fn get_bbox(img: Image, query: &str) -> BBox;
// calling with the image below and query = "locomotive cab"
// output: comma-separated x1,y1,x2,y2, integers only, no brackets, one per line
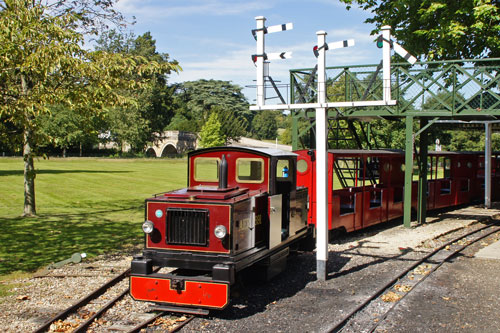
130,147,311,311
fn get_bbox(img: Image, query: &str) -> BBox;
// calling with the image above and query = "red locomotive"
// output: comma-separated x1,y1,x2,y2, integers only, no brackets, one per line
130,146,498,311
130,147,312,312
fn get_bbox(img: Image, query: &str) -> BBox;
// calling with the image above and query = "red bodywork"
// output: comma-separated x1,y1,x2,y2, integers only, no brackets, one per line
130,147,307,310
131,146,497,311
130,275,229,309
296,149,493,232
130,186,258,309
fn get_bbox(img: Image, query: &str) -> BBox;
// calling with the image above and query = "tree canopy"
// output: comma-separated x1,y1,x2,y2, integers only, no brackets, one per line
94,30,179,151
252,110,278,140
174,80,251,129
170,80,250,143
339,0,500,61
0,0,179,215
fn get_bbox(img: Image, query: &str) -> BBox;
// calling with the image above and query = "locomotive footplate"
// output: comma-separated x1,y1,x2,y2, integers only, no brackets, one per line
130,272,230,309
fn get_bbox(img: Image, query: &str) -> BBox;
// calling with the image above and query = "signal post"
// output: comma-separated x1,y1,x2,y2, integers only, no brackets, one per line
250,17,415,280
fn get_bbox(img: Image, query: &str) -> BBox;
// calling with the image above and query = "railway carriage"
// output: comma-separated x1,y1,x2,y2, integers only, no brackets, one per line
130,146,498,312
295,149,498,232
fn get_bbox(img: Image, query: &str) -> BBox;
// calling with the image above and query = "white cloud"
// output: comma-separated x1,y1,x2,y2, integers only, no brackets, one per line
170,32,381,102
326,28,378,43
308,0,369,13
116,0,275,20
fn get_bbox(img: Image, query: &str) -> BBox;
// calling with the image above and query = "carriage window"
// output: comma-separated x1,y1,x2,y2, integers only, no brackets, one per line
435,157,451,179
194,157,219,182
277,159,290,179
444,158,451,178
236,158,264,183
428,157,434,180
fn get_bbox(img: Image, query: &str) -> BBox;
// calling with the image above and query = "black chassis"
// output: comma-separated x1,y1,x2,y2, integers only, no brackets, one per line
131,226,312,285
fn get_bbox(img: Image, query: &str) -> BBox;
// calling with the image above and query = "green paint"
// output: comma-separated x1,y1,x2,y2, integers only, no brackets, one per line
404,116,414,228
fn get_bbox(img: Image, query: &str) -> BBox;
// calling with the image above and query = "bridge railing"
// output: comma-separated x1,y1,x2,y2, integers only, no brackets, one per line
290,58,500,118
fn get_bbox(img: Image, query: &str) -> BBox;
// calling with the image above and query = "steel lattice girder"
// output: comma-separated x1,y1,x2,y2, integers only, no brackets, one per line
290,58,500,119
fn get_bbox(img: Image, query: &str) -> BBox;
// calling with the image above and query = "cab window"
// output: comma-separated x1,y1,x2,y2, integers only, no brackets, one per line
277,159,290,179
236,158,264,183
194,157,219,182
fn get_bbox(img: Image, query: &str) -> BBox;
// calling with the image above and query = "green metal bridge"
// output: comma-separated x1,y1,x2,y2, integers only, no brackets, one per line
288,58,500,227
290,58,500,120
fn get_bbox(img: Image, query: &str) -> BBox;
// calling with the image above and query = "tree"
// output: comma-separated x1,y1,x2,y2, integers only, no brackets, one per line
165,108,198,132
211,105,248,144
0,0,180,216
280,115,313,148
174,80,251,131
199,113,225,148
95,30,179,151
251,110,278,140
105,104,150,152
38,105,101,157
339,0,500,61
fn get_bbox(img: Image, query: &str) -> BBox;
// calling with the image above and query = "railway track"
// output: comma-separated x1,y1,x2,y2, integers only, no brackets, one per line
327,221,500,333
33,268,195,333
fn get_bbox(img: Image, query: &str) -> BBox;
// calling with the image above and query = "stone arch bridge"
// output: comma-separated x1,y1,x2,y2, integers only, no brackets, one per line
145,131,198,157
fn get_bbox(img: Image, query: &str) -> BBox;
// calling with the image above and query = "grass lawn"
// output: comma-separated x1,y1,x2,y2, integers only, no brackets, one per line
0,157,187,276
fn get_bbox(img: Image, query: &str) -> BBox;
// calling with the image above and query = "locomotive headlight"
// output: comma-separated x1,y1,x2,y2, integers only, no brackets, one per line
214,225,227,239
142,220,154,234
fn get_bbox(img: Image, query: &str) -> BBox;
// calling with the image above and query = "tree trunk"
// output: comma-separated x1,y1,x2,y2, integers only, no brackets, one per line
63,146,67,158
79,142,82,157
23,126,36,216
21,73,36,216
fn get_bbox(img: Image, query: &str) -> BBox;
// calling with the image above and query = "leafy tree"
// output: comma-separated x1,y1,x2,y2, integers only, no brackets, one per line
211,105,248,144
280,115,313,148
0,110,23,155
165,109,198,133
105,105,150,151
445,130,482,151
174,80,251,131
95,30,179,151
199,113,225,148
0,0,179,216
339,0,500,61
369,119,407,149
251,110,278,140
38,105,101,157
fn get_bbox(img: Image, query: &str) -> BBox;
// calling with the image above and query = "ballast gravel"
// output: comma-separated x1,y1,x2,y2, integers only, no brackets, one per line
1,203,500,332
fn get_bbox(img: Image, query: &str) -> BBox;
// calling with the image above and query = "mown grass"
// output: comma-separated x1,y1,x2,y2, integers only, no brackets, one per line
0,157,187,276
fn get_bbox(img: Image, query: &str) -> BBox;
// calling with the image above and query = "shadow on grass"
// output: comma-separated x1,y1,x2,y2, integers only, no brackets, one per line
0,200,145,275
0,170,132,176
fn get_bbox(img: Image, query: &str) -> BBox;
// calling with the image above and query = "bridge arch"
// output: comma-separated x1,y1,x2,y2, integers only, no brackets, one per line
160,143,178,157
145,147,157,157
145,131,198,158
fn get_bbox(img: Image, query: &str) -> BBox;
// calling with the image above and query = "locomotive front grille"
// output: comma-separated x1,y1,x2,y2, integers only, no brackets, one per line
166,208,209,246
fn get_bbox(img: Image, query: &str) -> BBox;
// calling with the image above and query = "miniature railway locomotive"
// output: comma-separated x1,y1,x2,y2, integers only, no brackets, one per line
130,147,312,311
130,146,499,311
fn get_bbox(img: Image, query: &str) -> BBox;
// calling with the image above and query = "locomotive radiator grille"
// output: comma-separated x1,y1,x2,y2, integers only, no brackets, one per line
166,208,209,246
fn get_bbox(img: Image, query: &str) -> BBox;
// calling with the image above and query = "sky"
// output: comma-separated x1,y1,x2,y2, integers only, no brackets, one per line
114,0,382,103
